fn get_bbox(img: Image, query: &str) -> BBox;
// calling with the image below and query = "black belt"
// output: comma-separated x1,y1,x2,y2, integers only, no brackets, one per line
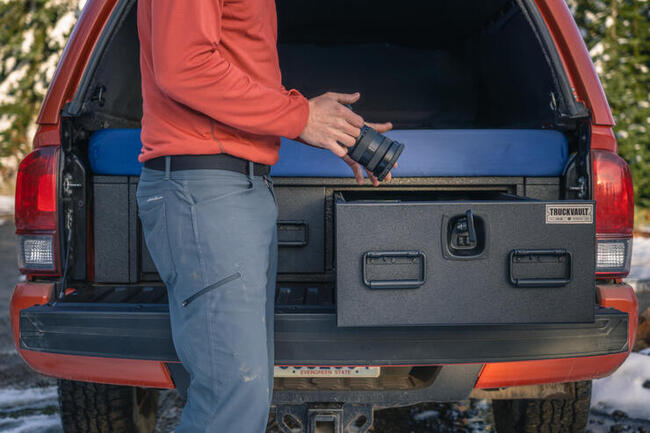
144,154,270,176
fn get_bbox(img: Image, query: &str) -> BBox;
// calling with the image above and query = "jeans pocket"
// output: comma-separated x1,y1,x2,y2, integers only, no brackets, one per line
181,272,242,307
137,195,177,287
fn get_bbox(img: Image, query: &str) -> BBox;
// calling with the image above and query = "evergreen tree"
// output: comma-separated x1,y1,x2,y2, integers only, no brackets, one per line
568,0,650,207
0,0,80,190
0,0,647,204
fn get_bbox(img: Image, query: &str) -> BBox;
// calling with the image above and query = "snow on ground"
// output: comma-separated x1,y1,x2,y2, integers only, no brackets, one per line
0,414,62,433
588,410,650,433
0,387,61,433
628,237,650,283
0,195,14,217
590,352,650,420
0,387,58,411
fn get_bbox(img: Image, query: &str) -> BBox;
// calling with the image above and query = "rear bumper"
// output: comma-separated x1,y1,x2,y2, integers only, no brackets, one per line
12,282,637,402
20,303,628,364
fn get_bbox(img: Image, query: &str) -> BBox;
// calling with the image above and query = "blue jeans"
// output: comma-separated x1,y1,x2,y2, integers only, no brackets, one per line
136,165,278,433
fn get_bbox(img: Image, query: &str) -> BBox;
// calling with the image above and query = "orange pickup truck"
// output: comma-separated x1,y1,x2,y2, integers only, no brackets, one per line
11,0,637,431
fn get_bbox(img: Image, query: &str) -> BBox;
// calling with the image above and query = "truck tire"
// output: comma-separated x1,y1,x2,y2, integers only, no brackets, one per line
491,381,591,433
58,380,158,433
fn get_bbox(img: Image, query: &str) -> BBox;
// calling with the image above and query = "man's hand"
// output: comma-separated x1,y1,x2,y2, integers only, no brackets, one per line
342,121,395,187
299,92,395,186
299,92,365,157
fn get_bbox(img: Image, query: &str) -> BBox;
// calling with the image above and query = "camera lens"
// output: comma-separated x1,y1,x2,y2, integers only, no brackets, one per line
348,126,404,181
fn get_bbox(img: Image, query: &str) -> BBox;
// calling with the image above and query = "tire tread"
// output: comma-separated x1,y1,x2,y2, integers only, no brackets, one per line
492,381,591,433
58,380,157,433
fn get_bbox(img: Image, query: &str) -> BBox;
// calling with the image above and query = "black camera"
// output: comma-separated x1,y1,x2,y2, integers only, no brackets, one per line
347,125,404,181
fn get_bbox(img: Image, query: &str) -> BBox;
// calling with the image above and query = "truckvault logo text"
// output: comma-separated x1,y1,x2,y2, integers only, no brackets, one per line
545,204,594,224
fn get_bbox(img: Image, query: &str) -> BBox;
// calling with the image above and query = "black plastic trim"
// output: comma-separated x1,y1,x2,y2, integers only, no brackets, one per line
518,0,586,120
20,304,628,364
64,0,135,117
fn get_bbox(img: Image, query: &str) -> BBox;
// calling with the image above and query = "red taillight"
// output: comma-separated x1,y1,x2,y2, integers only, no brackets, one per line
593,149,634,278
15,146,60,275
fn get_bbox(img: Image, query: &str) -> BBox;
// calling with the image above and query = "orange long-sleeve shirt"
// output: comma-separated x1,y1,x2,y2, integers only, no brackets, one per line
137,0,310,164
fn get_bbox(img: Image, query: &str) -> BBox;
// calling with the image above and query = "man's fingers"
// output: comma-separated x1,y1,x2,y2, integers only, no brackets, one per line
366,121,393,133
382,161,397,182
341,155,395,185
328,141,348,158
329,92,361,105
352,164,364,185
365,168,380,187
343,108,364,128
342,155,365,185
335,131,356,148
337,119,361,139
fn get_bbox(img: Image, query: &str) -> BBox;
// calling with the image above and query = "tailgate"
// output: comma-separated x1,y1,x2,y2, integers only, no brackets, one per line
335,192,595,327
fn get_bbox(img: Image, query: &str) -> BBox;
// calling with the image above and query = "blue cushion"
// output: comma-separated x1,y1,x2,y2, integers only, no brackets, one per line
89,129,144,176
88,128,568,177
275,129,568,177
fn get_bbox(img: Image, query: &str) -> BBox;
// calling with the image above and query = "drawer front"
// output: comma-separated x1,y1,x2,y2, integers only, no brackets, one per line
275,186,326,273
335,200,595,327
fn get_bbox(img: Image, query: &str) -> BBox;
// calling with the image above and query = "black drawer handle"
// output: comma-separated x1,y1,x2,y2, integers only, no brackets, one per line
362,251,426,289
509,249,572,288
277,221,308,247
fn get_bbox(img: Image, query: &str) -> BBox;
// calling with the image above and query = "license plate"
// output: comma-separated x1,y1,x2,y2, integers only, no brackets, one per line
274,366,381,378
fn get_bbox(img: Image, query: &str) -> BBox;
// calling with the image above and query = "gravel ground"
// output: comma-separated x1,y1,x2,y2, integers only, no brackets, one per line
1,214,649,433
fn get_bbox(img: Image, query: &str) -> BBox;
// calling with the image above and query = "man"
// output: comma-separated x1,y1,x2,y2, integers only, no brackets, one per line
136,0,392,431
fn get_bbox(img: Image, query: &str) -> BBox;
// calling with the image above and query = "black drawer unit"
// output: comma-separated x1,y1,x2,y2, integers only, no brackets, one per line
335,193,595,327
93,175,159,283
274,186,326,273
92,175,132,283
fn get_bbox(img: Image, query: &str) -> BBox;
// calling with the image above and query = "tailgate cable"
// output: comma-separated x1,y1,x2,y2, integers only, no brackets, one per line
57,208,74,300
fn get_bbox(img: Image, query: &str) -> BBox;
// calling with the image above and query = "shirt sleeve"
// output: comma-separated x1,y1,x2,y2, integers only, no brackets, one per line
149,0,309,139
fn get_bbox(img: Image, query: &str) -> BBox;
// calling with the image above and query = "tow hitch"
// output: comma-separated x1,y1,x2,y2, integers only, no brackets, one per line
275,403,373,433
